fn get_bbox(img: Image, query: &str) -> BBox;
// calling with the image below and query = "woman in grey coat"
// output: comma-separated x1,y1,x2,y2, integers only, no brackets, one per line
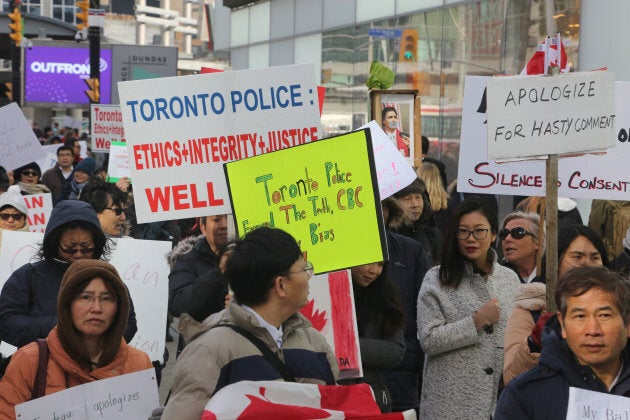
417,198,519,419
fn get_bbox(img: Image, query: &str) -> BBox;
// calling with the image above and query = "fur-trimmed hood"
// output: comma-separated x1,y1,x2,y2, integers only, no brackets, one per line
166,234,205,268
512,282,546,311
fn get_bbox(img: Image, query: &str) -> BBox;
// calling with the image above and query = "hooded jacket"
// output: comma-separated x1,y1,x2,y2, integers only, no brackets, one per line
0,201,137,348
0,260,152,419
163,302,338,420
495,316,630,419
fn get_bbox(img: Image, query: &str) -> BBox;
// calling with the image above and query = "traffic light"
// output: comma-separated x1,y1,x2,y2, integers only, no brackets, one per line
398,29,418,62
84,78,100,103
76,0,89,31
8,7,22,46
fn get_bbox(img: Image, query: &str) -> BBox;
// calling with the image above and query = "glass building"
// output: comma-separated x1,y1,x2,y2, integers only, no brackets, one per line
210,0,582,182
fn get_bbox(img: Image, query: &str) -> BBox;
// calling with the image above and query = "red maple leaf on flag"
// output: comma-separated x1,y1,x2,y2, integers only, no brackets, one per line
300,299,327,332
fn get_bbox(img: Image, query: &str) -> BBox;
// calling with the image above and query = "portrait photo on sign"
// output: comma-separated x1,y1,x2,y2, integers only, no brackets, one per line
370,90,420,167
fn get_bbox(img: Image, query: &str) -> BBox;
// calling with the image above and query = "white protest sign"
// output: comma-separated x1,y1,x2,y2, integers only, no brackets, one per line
0,233,170,361
91,104,126,152
24,193,53,233
36,143,64,173
300,270,362,380
118,63,322,223
357,121,417,199
107,141,131,182
458,77,630,200
486,71,616,159
566,387,630,419
16,368,159,420
0,103,45,170
62,115,83,130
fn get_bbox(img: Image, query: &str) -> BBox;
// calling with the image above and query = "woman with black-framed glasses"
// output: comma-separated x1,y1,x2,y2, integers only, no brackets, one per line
0,186,30,251
417,197,520,419
0,200,138,373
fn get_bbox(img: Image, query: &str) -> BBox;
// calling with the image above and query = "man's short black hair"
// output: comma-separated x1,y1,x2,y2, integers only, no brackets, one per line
56,145,74,156
226,227,302,307
79,177,127,214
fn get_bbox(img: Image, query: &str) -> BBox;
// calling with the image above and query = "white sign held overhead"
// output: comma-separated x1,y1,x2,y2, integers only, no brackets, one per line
486,71,616,159
459,76,630,200
91,104,126,152
118,64,322,223
0,103,45,170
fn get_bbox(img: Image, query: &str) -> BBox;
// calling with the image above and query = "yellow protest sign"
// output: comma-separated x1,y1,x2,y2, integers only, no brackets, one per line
225,129,386,273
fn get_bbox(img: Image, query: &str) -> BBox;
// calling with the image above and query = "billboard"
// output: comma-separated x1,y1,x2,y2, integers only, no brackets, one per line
24,45,112,106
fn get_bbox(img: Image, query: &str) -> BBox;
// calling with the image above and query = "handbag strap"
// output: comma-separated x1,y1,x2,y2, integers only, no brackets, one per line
216,324,296,382
32,339,49,400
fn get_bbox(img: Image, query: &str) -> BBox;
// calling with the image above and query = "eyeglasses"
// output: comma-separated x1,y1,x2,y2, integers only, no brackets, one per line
0,213,25,221
104,207,126,216
456,228,490,240
286,260,314,278
74,293,117,306
499,227,535,241
21,170,39,177
60,246,95,255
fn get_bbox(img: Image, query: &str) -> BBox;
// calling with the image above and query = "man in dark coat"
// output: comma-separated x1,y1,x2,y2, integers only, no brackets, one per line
495,266,630,419
167,214,229,322
41,145,74,203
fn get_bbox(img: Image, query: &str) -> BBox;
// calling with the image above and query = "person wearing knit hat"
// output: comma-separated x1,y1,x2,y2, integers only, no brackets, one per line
56,157,96,204
0,200,138,354
14,162,51,196
0,185,30,250
0,260,152,414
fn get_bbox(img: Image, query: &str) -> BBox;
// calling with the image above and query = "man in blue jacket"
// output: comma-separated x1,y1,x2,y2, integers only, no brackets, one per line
495,266,630,419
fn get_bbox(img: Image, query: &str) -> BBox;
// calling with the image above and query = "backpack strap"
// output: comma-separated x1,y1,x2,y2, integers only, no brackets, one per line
31,339,49,400
215,324,296,382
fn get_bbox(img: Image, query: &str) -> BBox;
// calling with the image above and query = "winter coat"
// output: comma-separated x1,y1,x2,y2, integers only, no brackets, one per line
0,329,151,419
417,250,520,419
167,235,227,321
163,302,339,420
41,165,71,203
503,282,546,384
383,230,429,412
0,202,137,348
495,317,630,419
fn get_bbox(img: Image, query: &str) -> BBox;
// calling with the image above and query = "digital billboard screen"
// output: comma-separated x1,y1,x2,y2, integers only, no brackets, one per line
24,45,112,105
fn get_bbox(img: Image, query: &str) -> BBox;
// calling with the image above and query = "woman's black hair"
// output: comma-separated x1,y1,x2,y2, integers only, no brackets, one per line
352,263,405,337
439,197,498,288
36,220,111,262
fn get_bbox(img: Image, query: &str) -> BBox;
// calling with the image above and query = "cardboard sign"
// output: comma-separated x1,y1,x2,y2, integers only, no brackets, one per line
358,121,416,199
0,103,45,170
566,387,630,419
0,233,170,362
118,63,322,223
486,71,616,159
91,104,126,152
24,193,53,233
16,368,158,420
299,270,362,380
107,141,131,182
225,129,387,274
458,77,630,200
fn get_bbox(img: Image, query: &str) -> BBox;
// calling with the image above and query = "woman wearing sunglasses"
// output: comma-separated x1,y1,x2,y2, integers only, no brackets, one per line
0,186,30,250
13,162,50,195
499,211,543,284
417,198,520,419
502,224,609,385
0,200,137,358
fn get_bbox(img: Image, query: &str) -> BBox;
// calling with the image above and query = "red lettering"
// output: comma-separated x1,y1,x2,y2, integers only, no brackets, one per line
134,145,144,170
94,138,111,150
190,183,207,208
172,185,190,210
206,182,224,206
145,187,171,212
24,195,43,209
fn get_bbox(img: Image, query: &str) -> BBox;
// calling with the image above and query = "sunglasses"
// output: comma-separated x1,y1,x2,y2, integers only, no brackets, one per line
21,170,39,177
0,213,26,221
499,227,535,241
104,207,126,216
60,247,95,255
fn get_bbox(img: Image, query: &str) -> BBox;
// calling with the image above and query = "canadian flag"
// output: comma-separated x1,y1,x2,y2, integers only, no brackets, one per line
520,33,569,75
201,381,417,420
